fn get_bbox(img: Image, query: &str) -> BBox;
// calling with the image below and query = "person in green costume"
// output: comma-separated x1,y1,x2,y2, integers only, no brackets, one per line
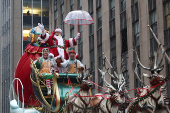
34,48,55,95
58,48,84,74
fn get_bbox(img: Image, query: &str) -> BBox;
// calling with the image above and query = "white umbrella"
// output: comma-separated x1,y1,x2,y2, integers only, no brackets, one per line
64,10,94,31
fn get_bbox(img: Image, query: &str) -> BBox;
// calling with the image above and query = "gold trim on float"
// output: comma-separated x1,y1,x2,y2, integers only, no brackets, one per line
51,72,61,112
30,59,60,112
44,95,53,99
30,74,38,87
25,50,42,53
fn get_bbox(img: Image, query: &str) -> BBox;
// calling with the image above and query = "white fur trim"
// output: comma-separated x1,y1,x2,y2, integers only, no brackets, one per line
69,38,74,47
44,33,49,41
55,28,62,33
49,53,54,58
54,35,65,61
41,30,45,36
54,57,57,61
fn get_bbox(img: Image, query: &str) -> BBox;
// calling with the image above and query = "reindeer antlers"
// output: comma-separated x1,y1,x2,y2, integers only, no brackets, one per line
103,53,118,79
132,46,166,73
99,54,128,92
132,48,151,71
98,68,117,91
132,62,145,86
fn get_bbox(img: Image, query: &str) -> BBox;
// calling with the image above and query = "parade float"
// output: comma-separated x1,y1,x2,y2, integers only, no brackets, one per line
12,9,170,113
14,26,45,106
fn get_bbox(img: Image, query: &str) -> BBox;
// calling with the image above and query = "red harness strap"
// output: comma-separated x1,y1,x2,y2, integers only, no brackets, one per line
150,94,161,107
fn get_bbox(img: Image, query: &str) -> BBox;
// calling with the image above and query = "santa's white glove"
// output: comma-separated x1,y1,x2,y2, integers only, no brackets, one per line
49,53,54,59
75,33,81,41
38,23,44,30
54,55,65,62
38,23,45,36
54,55,61,60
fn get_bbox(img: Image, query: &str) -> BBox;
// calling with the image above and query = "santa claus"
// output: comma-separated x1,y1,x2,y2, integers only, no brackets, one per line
38,23,80,62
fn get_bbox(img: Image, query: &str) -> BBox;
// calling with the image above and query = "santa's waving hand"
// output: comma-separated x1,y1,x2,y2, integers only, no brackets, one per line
38,23,80,61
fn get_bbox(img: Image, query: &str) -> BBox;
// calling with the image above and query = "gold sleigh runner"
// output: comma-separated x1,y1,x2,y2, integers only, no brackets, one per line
30,59,60,112
30,59,81,112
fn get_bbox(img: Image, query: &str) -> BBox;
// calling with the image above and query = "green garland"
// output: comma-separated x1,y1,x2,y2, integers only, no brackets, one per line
128,73,170,113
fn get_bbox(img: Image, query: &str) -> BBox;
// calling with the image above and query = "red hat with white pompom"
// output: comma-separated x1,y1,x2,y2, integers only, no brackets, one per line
51,28,62,37
54,28,62,33
69,50,76,54
76,54,79,59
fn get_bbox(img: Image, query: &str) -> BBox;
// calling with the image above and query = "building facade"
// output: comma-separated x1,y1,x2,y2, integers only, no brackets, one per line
0,0,49,112
0,0,22,112
49,0,170,97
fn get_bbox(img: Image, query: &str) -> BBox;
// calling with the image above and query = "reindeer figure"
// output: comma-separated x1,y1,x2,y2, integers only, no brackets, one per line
66,75,93,113
90,57,130,113
126,46,170,113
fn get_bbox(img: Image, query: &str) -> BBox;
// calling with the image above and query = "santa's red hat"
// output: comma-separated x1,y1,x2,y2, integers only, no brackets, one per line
76,54,79,59
51,28,62,37
54,28,62,33
69,50,76,54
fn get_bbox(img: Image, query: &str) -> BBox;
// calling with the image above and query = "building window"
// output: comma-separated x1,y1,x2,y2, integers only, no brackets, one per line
133,21,141,96
120,0,129,88
120,0,127,30
133,22,140,53
132,1,140,96
132,0,138,4
110,0,115,36
110,0,116,86
60,0,65,38
110,35,117,86
89,33,94,71
70,0,74,11
54,0,58,28
77,0,83,62
120,0,126,12
164,0,170,29
122,52,129,88
96,0,102,87
164,0,170,97
89,33,95,83
110,0,115,20
96,0,101,8
110,37,116,66
89,0,93,14
121,29,128,90
77,0,82,10
70,0,74,38
70,25,74,38
23,0,49,52
78,25,83,62
121,29,128,53
164,0,170,60
149,0,157,55
131,1,139,23
88,0,95,94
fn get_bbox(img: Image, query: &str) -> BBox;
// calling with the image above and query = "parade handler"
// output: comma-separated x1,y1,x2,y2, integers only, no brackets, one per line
58,49,84,74
38,23,80,62
34,48,55,95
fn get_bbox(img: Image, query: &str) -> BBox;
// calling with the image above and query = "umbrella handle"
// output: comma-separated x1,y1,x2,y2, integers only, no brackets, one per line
78,20,79,33
78,25,79,33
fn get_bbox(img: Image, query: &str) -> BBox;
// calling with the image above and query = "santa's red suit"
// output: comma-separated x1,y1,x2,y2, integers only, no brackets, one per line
39,23,80,61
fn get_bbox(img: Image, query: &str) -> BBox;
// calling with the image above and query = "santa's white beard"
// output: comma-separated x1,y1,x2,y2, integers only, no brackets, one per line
54,34,62,39
54,34,64,61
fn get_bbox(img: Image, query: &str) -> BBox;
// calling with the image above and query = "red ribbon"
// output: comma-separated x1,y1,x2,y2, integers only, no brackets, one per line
66,73,169,100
